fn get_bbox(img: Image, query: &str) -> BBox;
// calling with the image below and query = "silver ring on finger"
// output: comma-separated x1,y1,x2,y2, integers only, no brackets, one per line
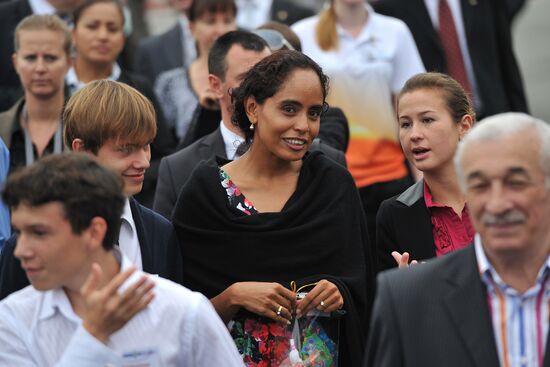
320,300,326,308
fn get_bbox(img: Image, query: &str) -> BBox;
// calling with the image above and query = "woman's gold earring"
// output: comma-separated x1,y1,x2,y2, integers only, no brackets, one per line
249,123,254,130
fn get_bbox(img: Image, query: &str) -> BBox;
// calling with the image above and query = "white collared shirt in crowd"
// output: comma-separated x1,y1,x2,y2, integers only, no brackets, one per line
220,120,245,160
119,199,142,271
475,235,550,367
423,0,481,109
66,63,122,96
0,248,244,367
28,0,55,15
235,0,272,30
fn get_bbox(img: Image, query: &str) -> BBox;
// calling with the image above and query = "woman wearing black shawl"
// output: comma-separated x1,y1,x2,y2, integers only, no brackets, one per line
172,50,373,366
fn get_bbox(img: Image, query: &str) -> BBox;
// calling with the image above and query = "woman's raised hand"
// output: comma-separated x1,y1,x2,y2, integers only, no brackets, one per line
295,279,343,318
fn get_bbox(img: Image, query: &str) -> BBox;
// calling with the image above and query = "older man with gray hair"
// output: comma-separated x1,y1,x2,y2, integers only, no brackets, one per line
366,113,550,367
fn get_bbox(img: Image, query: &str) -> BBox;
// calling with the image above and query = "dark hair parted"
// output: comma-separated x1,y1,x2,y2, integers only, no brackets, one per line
208,30,268,80
73,0,125,26
398,72,476,123
188,0,237,22
2,153,125,250
231,50,329,141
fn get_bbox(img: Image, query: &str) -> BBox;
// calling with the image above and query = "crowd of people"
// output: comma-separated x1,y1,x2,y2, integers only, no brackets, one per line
0,0,545,366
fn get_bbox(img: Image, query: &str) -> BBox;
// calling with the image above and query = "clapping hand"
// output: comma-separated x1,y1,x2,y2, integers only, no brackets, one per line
80,264,155,343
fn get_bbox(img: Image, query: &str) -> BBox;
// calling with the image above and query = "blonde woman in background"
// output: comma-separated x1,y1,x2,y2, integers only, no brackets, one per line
292,0,424,252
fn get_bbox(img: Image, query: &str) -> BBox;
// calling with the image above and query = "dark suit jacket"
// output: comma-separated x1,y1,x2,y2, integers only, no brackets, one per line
0,198,183,300
376,180,435,272
135,24,187,86
372,0,528,117
0,0,32,112
270,0,315,26
366,245,550,367
153,127,346,219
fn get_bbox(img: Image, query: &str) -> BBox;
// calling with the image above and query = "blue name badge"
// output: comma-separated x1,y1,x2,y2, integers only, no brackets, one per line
122,348,161,367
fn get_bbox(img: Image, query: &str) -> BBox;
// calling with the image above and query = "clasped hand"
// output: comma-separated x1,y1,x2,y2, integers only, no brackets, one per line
233,279,344,324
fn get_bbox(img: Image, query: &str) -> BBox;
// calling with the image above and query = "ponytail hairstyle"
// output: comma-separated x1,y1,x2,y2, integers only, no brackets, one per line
315,1,339,51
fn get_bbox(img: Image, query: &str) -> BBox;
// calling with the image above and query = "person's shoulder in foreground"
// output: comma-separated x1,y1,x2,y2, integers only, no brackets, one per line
0,272,244,366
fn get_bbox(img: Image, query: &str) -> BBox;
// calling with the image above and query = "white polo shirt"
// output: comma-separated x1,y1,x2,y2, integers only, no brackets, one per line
292,5,425,187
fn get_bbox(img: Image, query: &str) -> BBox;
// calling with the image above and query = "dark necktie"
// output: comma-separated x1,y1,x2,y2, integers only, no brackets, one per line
235,141,250,158
438,0,472,94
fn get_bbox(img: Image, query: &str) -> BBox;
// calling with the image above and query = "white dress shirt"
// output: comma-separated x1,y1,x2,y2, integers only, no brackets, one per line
28,0,55,14
235,0,272,30
424,0,481,108
119,199,142,271
220,120,245,160
0,249,244,367
66,63,122,96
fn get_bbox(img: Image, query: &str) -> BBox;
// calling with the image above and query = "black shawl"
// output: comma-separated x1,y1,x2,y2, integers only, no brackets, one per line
172,151,374,366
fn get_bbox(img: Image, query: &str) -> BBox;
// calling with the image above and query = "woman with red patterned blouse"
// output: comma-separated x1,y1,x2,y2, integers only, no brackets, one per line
376,72,476,271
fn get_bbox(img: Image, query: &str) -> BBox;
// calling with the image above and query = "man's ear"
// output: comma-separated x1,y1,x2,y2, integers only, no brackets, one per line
245,96,258,124
71,138,86,152
85,216,108,251
208,74,224,99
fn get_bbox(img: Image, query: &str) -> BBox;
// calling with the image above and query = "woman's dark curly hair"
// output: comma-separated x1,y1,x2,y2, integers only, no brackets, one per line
231,50,329,142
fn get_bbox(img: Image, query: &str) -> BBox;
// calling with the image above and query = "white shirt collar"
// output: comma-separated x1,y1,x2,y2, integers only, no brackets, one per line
120,199,135,235
219,120,245,160
66,63,122,95
475,234,550,288
37,247,137,324
335,3,377,45
235,0,273,30
28,0,56,14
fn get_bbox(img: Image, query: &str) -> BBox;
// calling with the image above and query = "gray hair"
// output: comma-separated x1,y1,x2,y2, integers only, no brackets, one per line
454,112,550,191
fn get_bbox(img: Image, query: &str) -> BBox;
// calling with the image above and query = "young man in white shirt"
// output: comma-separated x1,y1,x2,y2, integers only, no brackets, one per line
0,152,243,366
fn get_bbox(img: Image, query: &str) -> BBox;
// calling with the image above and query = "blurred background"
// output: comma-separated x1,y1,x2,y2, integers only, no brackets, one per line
142,0,549,121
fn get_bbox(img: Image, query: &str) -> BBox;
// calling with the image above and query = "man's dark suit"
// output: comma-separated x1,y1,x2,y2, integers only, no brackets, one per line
366,245,550,367
376,180,436,272
0,0,32,112
0,198,184,300
135,24,189,86
269,0,315,26
372,0,528,117
153,127,346,219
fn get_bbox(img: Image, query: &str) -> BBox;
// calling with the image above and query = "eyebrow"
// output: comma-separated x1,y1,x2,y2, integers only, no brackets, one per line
279,99,323,109
466,166,531,182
